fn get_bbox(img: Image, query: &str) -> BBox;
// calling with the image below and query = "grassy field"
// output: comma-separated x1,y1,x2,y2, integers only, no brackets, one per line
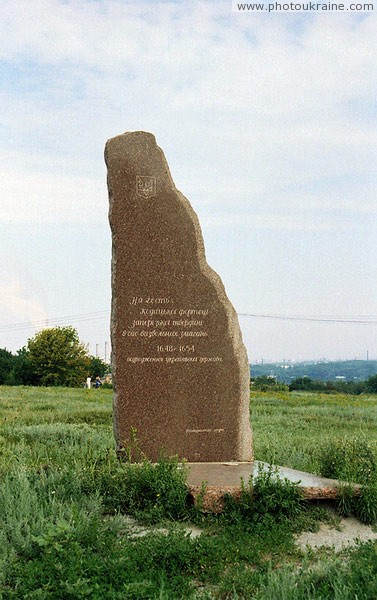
251,390,377,474
0,386,376,598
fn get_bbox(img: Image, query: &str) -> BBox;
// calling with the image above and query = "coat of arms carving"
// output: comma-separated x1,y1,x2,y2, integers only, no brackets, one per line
136,175,157,199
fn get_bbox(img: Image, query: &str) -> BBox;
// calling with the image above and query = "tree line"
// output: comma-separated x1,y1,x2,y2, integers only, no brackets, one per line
0,326,110,387
252,375,377,394
251,360,377,383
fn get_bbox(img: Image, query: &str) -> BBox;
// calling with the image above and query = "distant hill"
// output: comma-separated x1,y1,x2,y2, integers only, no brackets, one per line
250,360,377,383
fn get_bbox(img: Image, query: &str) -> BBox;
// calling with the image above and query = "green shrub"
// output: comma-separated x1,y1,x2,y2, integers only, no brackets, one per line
318,436,377,484
252,376,289,392
336,482,355,517
319,437,377,524
289,377,327,392
223,464,304,525
255,540,377,599
101,382,113,389
354,482,377,525
335,478,377,525
96,454,189,523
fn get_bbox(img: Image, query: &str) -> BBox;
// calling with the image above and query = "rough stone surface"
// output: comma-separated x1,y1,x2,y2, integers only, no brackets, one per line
105,131,252,462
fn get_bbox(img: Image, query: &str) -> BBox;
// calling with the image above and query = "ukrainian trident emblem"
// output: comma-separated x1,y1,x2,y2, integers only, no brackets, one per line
136,175,157,199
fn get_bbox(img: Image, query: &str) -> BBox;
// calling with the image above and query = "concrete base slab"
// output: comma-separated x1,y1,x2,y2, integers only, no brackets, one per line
187,461,358,513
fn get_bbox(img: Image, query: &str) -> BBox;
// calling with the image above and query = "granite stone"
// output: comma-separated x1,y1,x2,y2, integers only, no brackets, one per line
105,131,252,462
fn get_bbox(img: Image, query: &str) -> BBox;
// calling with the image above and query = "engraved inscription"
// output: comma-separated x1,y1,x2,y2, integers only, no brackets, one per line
136,175,157,199
121,295,223,365
186,428,225,434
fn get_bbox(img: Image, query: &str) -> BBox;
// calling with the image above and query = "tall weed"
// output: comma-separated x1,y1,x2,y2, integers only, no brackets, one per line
354,482,377,525
318,436,377,524
254,541,377,599
223,464,304,526
96,454,189,523
318,436,377,484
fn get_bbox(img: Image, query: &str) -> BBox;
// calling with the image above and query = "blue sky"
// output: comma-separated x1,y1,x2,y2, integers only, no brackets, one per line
1,0,376,362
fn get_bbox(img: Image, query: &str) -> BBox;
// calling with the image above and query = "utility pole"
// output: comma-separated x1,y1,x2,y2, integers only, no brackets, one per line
96,343,99,358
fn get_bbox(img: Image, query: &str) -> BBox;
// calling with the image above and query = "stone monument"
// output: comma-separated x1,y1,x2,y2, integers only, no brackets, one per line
105,131,252,462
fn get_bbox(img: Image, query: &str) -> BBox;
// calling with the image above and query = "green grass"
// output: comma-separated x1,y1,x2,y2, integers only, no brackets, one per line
0,386,376,598
251,390,377,474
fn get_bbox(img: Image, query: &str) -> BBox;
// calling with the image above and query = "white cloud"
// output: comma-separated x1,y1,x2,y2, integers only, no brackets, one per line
0,165,106,224
0,5,375,209
201,209,351,231
0,10,375,228
0,277,47,337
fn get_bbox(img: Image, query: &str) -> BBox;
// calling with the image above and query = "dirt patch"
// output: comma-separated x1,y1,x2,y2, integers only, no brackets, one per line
296,515,377,551
117,515,202,539
115,512,377,552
